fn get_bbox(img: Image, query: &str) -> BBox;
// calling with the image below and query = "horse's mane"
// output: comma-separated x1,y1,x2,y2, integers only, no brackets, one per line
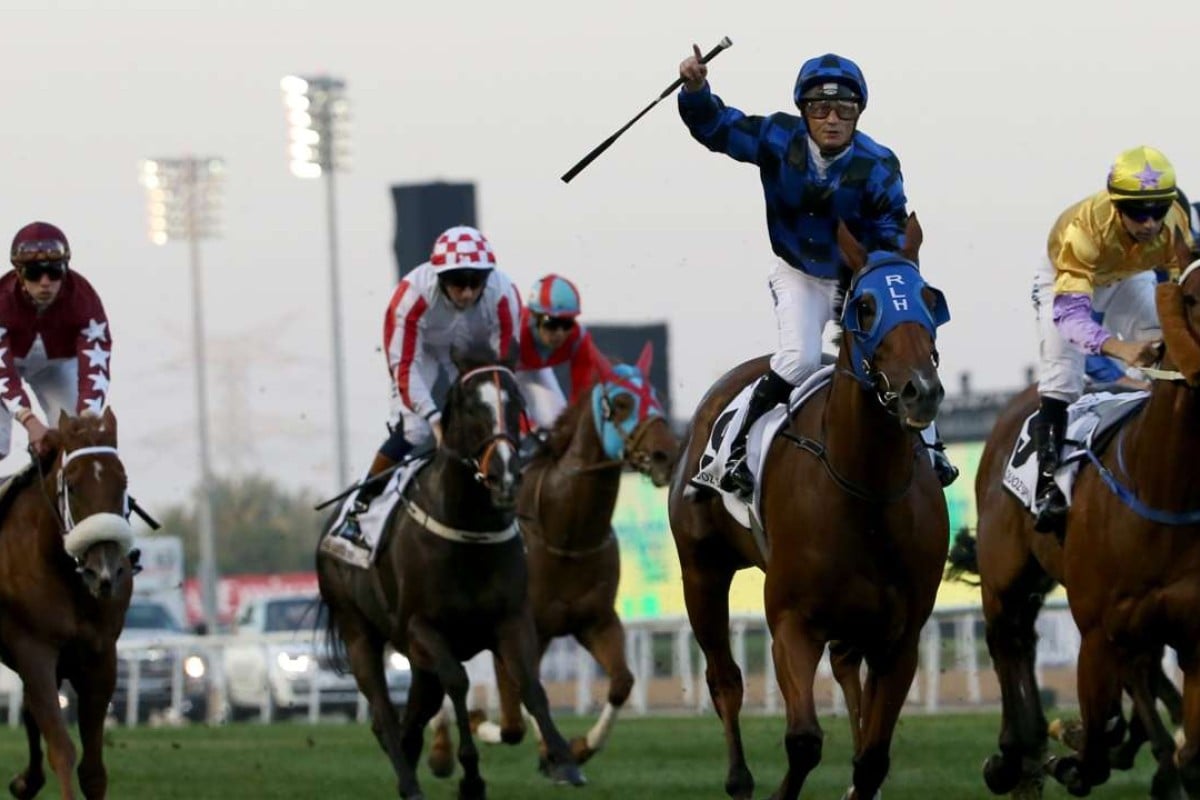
529,381,599,466
0,462,43,526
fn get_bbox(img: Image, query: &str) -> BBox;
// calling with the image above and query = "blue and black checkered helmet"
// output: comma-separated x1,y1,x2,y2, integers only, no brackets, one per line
793,54,868,111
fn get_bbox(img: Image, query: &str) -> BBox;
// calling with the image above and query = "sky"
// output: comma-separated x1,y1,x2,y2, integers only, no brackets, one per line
0,0,1196,511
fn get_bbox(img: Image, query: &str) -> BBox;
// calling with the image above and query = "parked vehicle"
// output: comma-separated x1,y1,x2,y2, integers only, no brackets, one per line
112,599,209,723
223,594,411,720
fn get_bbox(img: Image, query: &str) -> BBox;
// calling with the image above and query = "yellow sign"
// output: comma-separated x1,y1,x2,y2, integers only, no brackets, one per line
611,441,988,621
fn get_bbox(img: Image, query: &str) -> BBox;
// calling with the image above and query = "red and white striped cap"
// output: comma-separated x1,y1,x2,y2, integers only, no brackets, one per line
430,226,496,273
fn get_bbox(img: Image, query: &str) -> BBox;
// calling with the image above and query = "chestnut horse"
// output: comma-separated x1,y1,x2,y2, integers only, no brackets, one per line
953,251,1200,799
669,215,951,800
431,344,680,772
317,350,583,800
0,409,136,800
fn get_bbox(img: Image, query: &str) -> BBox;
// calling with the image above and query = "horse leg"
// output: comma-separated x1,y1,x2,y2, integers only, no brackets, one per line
980,580,1049,795
489,649,529,746
1046,628,1120,795
829,641,865,755
399,670,451,779
9,643,75,799
565,611,634,765
407,617,489,800
847,636,922,800
681,557,753,799
9,701,45,800
1172,651,1200,797
339,617,423,799
1122,658,1187,800
766,609,826,800
492,612,585,788
72,649,117,799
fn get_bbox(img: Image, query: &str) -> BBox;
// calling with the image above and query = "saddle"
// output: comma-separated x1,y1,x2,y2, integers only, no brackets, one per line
1001,390,1148,515
319,458,427,569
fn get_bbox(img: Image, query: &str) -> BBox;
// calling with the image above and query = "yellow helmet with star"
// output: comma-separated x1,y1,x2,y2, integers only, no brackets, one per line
1106,145,1177,202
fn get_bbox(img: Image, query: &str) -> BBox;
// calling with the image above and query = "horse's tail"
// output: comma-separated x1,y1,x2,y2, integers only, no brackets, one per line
944,526,981,586
317,595,352,676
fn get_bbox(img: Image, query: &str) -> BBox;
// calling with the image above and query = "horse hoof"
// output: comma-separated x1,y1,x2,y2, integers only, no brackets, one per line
549,762,587,787
9,772,44,800
982,753,1022,795
428,747,455,779
1046,755,1090,797
568,736,597,765
457,776,486,800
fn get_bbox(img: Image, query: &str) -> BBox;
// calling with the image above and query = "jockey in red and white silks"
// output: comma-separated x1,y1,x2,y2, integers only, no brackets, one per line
0,222,111,458
333,226,521,544
384,248,521,451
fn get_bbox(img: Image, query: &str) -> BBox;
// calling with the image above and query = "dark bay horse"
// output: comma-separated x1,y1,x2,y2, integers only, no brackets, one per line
317,350,584,800
0,409,136,799
432,344,680,771
952,252,1200,799
669,215,951,800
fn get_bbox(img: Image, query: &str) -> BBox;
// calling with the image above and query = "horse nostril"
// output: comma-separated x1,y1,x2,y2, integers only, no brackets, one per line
900,381,920,404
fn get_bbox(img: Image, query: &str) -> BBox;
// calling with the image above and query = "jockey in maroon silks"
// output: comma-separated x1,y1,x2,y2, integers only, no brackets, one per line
0,222,112,458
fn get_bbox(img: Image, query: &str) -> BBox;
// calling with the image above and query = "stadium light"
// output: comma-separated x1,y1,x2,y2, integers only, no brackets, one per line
137,156,223,637
280,74,351,490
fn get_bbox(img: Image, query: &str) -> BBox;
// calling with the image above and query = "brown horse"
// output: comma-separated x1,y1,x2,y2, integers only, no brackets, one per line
318,349,584,800
431,344,680,771
0,409,136,799
669,215,951,800
952,252,1200,799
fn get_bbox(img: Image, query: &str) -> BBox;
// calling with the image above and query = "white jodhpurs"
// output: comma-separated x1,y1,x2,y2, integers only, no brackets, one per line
0,351,79,459
516,368,568,430
1033,260,1159,403
767,260,840,386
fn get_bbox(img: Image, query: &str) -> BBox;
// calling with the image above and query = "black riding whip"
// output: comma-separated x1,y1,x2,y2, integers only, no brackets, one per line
560,36,733,183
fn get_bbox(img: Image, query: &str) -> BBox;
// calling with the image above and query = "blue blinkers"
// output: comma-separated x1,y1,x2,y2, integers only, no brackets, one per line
841,253,950,384
590,364,665,461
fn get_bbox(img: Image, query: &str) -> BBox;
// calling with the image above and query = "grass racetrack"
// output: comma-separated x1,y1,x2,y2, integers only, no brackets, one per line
0,712,1161,798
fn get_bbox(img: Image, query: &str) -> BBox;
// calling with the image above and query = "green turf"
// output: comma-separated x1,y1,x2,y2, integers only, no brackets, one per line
0,712,1163,798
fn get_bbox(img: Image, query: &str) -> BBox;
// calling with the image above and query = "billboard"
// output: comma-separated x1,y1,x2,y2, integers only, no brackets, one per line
611,441,989,621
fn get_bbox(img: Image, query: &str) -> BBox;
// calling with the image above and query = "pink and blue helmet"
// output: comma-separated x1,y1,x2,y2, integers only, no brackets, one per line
527,274,581,318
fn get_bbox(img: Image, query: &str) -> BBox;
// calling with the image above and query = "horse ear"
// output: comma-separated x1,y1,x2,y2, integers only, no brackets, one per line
102,406,117,438
900,212,923,264
56,409,71,431
635,342,654,376
589,340,616,382
37,430,62,470
837,221,868,273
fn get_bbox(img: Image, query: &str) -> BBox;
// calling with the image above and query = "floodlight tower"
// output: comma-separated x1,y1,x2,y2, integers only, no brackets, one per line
280,74,352,490
138,157,224,634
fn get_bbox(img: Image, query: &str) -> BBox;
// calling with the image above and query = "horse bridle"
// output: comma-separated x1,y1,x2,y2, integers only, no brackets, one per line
443,365,523,488
32,444,128,536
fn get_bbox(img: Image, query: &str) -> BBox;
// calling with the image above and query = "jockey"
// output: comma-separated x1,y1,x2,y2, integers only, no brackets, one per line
0,222,111,457
677,48,958,496
515,273,599,432
334,225,522,545
1031,146,1194,533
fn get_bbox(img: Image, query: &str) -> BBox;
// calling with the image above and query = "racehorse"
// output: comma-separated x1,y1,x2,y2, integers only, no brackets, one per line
317,348,584,800
429,344,680,773
669,214,951,800
0,409,136,800
950,248,1200,799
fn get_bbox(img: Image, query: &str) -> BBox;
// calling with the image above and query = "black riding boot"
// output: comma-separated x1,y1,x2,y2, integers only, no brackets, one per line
924,424,959,487
336,451,399,545
1033,397,1069,535
721,370,793,497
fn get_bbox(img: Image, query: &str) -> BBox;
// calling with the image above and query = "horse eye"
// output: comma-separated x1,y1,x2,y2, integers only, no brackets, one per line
1185,294,1198,308
857,296,877,329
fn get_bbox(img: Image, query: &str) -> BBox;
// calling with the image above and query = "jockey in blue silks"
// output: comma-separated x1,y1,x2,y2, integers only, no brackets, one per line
677,48,957,496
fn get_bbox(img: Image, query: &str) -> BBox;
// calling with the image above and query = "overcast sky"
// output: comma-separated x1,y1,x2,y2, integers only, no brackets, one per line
0,0,1196,510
